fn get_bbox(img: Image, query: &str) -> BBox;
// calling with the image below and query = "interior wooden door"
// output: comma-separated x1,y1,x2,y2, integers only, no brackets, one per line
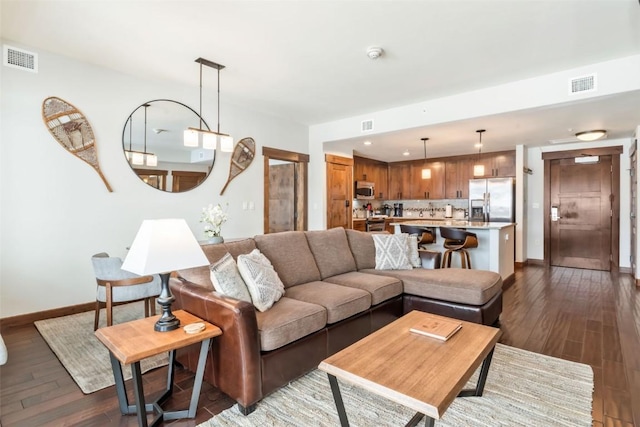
326,155,353,229
631,142,637,280
549,156,612,270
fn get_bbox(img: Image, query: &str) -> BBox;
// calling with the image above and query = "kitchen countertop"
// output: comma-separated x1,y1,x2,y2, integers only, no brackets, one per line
389,219,515,229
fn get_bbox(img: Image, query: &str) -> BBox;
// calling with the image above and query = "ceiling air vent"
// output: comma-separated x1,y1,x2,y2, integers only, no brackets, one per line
3,45,38,73
569,73,596,95
361,119,374,132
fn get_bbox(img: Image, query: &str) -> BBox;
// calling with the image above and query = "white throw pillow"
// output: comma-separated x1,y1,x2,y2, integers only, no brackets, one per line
405,233,421,268
372,234,413,270
209,253,252,303
237,249,285,312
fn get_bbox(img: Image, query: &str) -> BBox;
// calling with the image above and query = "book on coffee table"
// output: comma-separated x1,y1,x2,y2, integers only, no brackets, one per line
409,317,462,341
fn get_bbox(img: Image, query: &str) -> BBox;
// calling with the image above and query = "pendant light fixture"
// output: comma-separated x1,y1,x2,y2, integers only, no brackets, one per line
421,137,431,179
184,57,234,152
473,129,486,177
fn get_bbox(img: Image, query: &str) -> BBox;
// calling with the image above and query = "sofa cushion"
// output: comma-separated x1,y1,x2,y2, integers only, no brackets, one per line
209,252,252,303
254,231,321,288
255,297,327,351
305,228,357,279
372,234,413,270
285,281,371,324
345,229,376,270
237,249,285,312
362,267,502,306
178,238,257,290
323,272,403,306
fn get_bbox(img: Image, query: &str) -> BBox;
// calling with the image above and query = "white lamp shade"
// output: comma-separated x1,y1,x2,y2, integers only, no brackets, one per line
421,168,431,179
473,164,485,177
220,134,234,152
146,153,158,167
184,129,199,147
131,151,145,165
202,132,217,150
122,218,208,275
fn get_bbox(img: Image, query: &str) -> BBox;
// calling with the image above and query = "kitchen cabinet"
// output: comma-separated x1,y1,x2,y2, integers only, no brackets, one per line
353,155,388,199
410,160,445,199
445,158,472,199
471,151,516,178
388,162,412,200
352,219,366,231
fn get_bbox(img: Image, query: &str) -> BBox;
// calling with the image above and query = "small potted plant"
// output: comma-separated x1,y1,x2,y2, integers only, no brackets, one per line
200,203,229,244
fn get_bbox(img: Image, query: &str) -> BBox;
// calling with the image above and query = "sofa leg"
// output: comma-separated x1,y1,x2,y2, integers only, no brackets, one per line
238,403,257,415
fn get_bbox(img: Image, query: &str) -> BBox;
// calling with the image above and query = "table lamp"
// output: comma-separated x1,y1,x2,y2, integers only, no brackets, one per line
122,218,209,332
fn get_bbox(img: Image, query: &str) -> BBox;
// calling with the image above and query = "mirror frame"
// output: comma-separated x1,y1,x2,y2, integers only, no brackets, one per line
122,99,214,193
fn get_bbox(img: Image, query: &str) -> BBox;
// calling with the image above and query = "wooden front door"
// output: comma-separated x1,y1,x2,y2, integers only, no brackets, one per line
326,155,353,229
549,156,612,270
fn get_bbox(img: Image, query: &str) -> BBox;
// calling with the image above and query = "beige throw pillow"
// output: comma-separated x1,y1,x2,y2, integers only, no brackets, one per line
405,233,421,268
237,249,285,312
372,234,413,270
209,252,252,303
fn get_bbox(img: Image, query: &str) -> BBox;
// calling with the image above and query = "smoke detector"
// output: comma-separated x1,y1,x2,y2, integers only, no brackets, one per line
366,46,383,60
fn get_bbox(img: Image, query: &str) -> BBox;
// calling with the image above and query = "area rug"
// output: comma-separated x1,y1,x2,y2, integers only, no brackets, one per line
34,301,168,394
199,344,593,427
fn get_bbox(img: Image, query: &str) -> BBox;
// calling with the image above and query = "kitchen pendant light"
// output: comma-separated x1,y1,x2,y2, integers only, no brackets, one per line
473,129,486,177
184,57,234,151
421,137,431,179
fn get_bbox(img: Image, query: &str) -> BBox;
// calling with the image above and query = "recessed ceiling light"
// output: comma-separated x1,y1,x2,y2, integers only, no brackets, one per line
363,140,372,146
575,130,607,141
402,149,410,156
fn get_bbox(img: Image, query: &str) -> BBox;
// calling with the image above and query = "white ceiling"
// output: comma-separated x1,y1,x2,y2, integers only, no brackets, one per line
3,0,640,161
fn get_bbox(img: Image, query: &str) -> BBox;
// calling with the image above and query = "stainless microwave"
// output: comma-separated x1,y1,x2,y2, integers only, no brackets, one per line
355,181,375,199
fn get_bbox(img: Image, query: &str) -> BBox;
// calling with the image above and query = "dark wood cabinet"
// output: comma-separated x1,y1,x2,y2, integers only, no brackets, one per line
445,158,472,199
353,155,388,199
388,162,412,200
410,160,445,199
471,151,516,178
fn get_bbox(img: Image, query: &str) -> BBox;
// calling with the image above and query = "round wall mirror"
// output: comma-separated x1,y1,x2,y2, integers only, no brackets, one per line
122,99,215,192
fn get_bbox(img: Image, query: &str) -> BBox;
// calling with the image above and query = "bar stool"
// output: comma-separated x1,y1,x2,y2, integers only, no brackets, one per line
400,225,441,269
440,227,478,269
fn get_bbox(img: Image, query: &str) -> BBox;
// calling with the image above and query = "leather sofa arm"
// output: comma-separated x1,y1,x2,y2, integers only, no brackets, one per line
170,277,262,411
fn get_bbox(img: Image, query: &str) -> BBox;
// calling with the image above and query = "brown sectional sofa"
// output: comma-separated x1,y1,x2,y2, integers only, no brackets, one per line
170,227,503,415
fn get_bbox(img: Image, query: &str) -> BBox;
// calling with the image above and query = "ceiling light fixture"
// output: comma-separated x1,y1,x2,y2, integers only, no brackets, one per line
421,137,431,179
363,140,372,146
402,149,410,156
575,129,607,142
184,57,234,152
473,129,486,177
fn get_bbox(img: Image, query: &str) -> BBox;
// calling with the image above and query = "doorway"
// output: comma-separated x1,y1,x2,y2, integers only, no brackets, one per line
543,146,622,271
263,147,308,234
325,154,353,229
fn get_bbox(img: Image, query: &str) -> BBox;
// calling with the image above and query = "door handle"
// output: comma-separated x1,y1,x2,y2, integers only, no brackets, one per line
345,200,350,208
551,206,561,221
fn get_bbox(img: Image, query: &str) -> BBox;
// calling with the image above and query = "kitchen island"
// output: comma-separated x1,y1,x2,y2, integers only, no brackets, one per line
391,220,515,285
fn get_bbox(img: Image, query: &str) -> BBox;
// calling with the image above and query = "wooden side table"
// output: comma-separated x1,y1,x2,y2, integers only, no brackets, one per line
95,310,222,427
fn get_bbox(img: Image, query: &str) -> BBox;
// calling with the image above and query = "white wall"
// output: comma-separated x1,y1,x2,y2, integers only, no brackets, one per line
525,138,633,265
0,41,308,317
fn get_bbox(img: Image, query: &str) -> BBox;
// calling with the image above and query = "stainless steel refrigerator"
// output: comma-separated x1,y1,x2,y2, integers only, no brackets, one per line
468,177,515,222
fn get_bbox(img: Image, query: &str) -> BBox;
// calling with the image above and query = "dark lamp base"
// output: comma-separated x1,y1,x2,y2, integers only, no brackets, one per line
154,317,180,332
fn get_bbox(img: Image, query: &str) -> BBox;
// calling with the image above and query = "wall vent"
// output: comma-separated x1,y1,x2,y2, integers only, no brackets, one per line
3,45,38,73
569,73,596,95
361,119,374,132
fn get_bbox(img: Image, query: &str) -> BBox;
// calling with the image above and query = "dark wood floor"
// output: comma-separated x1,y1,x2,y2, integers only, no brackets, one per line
1,264,639,426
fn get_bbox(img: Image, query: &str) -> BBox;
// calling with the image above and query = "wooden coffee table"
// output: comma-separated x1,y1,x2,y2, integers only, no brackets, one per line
318,310,501,427
95,310,222,427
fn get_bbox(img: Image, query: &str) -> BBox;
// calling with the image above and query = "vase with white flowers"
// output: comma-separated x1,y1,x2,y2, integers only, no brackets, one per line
200,203,229,244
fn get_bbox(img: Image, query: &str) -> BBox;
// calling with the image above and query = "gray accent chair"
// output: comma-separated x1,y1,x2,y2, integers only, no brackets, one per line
91,252,162,330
